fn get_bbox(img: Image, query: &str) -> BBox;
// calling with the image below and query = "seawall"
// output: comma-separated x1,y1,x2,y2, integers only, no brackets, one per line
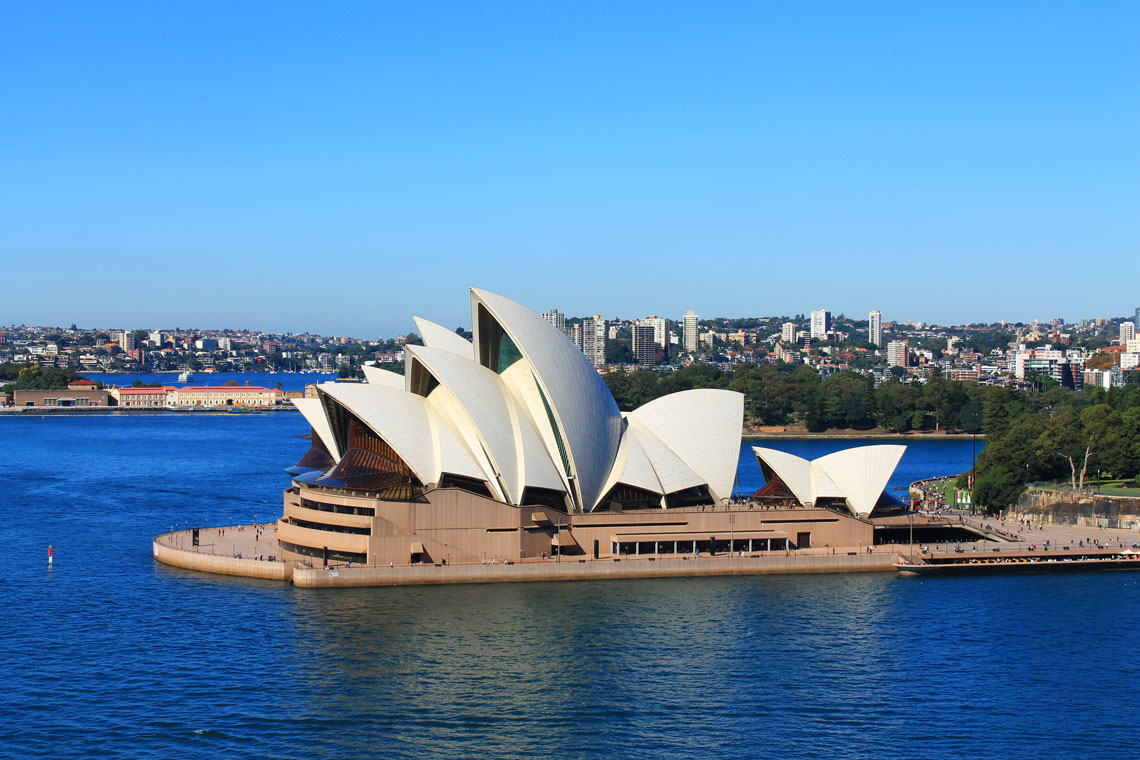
291,552,897,588
153,526,899,586
152,529,301,581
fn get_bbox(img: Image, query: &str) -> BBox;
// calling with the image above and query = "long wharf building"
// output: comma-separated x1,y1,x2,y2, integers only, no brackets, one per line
274,289,895,568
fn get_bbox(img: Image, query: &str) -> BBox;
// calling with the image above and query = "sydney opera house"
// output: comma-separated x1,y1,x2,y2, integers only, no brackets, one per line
273,288,901,568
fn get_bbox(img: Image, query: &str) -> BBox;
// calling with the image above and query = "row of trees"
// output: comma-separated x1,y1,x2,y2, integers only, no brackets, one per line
603,364,991,433
971,399,1140,511
0,364,92,393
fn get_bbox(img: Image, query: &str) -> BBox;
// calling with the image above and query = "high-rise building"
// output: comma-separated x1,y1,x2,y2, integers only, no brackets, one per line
869,310,882,347
570,323,582,351
1133,307,1139,332
781,322,796,344
542,308,567,335
148,330,163,346
119,330,137,352
632,324,656,365
683,310,699,352
642,316,667,348
1121,321,1136,345
581,316,607,367
810,309,831,340
886,340,910,368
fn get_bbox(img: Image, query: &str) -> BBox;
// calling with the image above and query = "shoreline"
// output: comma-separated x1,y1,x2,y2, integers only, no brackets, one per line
744,428,985,439
0,406,298,416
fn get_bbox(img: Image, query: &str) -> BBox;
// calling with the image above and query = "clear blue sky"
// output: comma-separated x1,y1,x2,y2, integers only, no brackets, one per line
1,1,1136,337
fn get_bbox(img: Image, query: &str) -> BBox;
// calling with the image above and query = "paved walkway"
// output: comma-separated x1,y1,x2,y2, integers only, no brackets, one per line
156,522,281,560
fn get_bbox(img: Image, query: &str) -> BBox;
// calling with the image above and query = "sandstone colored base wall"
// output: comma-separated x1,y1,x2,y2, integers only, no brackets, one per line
152,536,299,581
292,552,900,588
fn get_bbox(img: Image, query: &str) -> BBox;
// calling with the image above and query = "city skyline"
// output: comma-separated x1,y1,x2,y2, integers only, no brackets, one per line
2,2,1137,336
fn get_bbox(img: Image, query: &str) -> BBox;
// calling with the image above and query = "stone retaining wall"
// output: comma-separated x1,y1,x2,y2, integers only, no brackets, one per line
152,534,299,581
292,552,899,588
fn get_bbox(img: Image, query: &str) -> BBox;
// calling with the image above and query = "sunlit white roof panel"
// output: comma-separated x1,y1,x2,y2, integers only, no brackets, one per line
471,288,623,511
628,389,744,503
413,317,475,360
814,445,906,518
291,397,341,460
361,364,405,389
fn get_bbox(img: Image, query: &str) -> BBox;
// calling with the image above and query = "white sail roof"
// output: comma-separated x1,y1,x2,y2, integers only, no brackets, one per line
751,447,814,505
361,364,405,389
471,288,623,511
291,397,340,459
413,317,475,360
408,344,563,503
595,424,665,507
626,424,705,496
814,445,906,518
752,444,907,518
627,389,744,503
318,381,482,487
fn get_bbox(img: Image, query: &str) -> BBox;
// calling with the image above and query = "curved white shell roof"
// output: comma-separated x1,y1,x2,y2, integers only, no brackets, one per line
471,288,623,511
406,344,563,503
291,397,341,459
361,364,405,389
751,447,814,505
318,381,482,486
814,445,906,518
625,425,704,497
413,317,475,359
627,389,744,503
751,444,906,518
288,289,744,515
596,424,665,504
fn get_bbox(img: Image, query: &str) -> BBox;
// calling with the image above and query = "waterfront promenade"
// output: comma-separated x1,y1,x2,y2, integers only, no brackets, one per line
152,511,1140,588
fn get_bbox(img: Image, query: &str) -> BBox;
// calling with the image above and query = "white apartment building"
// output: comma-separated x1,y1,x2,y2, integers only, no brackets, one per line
642,316,667,348
581,316,607,367
810,310,831,340
781,322,796,344
887,340,910,368
683,310,699,352
542,308,567,336
1121,321,1136,345
869,310,882,347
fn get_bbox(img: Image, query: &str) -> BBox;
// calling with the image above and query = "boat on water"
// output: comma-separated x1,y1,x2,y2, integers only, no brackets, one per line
897,549,1140,576
177,371,194,383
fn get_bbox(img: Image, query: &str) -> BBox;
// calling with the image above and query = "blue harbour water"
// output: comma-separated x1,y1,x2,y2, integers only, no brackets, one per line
1,413,1136,758
83,370,337,392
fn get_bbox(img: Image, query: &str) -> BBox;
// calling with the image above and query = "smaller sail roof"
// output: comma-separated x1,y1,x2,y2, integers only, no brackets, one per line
361,364,405,389
413,317,475,359
751,444,907,518
292,397,341,459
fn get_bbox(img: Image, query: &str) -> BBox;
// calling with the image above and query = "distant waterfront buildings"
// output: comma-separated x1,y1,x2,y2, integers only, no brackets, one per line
869,310,882,347
683,310,699,352
810,309,831,340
